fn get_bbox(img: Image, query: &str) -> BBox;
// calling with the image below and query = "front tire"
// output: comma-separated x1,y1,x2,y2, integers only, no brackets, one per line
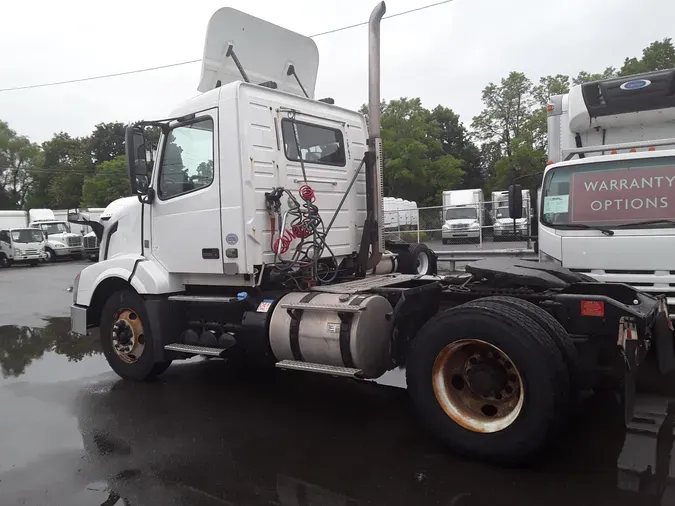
0,255,10,268
44,248,56,263
100,289,172,381
406,302,569,464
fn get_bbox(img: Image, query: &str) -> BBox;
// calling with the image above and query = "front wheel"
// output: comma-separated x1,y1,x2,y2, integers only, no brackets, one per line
100,289,172,381
44,248,56,263
0,255,10,268
406,302,569,464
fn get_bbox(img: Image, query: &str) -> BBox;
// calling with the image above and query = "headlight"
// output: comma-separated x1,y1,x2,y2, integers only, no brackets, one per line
470,222,480,229
54,243,64,248
539,251,562,265
442,224,450,231
15,248,23,255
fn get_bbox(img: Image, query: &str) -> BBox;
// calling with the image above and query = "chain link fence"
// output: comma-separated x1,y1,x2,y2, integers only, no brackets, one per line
383,200,533,249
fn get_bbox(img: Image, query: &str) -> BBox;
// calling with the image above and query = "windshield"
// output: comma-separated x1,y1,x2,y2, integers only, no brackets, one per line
495,206,527,219
445,208,477,220
541,156,675,229
39,222,69,235
11,229,44,243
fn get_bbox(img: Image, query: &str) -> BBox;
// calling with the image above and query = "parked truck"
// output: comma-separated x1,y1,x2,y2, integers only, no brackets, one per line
441,189,483,244
70,3,675,465
0,209,83,262
0,227,45,267
530,69,675,316
492,189,530,241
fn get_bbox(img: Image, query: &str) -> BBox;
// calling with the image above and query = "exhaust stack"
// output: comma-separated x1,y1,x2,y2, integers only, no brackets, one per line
366,1,386,269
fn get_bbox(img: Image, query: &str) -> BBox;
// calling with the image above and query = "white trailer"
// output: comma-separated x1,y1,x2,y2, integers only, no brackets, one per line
441,189,483,244
538,69,675,314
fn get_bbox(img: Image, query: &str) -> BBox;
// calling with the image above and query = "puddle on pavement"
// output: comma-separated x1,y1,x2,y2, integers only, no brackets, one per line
0,319,671,506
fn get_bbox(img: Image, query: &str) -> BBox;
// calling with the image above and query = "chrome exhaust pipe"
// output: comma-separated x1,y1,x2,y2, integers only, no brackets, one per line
366,1,386,269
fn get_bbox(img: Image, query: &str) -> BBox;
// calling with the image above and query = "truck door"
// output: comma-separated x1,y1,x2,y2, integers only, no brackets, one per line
150,110,223,274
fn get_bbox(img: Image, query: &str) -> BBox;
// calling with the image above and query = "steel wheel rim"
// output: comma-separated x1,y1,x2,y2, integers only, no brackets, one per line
45,250,52,261
432,339,524,433
111,308,146,364
416,252,429,274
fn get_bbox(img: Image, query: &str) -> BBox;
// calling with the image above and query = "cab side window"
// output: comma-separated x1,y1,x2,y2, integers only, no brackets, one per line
0,231,9,243
158,118,215,200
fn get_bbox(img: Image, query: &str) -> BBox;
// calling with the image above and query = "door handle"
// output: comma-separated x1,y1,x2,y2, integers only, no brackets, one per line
202,248,220,259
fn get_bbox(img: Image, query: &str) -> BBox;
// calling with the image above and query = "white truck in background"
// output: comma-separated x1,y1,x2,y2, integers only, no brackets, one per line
533,68,675,314
27,209,83,262
0,209,84,262
0,226,45,267
491,189,530,241
441,189,483,244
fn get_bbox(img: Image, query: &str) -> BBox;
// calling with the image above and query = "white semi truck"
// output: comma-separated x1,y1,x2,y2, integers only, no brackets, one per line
530,69,675,315
441,189,483,244
491,189,530,241
70,3,675,464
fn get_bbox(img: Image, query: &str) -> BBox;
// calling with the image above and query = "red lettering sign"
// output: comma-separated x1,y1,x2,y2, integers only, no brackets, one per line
570,165,675,224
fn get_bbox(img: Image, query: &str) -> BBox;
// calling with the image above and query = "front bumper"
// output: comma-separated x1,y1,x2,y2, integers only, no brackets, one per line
71,304,88,335
12,254,42,263
442,229,480,239
55,247,83,256
494,226,528,236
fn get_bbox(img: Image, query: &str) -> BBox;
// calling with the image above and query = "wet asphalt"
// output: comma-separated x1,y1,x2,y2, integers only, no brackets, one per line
0,261,668,505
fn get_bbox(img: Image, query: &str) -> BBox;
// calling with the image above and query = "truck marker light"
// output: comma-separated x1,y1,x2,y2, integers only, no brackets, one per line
547,160,553,165
610,150,617,154
581,300,604,317
546,104,554,112
630,148,637,152
649,146,656,151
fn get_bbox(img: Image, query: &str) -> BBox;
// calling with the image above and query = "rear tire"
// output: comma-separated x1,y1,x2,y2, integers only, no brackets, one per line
406,302,569,464
100,289,172,381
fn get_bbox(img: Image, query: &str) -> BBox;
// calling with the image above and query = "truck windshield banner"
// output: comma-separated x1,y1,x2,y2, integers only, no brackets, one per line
570,165,675,224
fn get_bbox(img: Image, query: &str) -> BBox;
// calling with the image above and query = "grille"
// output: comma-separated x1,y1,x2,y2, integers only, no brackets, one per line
67,236,82,247
84,236,97,249
23,249,37,255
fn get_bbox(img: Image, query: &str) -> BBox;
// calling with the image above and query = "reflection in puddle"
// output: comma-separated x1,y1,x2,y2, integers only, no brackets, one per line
0,317,101,379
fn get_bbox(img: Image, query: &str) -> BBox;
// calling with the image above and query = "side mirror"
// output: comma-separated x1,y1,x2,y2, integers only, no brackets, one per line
125,125,151,195
508,184,523,219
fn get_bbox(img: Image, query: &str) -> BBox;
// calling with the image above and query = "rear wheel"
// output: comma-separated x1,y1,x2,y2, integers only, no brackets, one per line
100,289,172,381
406,302,569,464
467,296,581,404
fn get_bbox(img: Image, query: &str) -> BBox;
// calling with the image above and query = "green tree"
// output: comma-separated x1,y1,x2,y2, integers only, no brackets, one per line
471,72,533,158
429,106,484,189
88,122,126,164
380,98,464,205
573,67,617,85
619,38,675,76
27,132,93,209
0,120,42,209
81,156,130,207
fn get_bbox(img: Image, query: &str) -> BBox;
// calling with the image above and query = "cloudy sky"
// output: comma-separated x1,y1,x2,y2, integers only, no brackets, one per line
1,0,674,143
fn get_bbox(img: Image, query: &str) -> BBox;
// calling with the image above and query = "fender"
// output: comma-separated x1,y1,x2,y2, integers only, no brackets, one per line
76,254,184,306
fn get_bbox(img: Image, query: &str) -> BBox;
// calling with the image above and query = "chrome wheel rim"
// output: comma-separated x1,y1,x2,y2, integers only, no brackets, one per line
432,339,524,433
416,252,429,275
111,308,146,364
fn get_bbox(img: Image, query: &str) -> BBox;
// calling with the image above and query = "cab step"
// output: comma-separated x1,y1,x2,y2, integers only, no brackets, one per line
275,360,362,377
168,295,240,303
164,343,226,357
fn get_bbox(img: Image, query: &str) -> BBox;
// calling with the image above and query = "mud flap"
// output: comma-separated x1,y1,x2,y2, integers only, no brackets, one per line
618,399,675,502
